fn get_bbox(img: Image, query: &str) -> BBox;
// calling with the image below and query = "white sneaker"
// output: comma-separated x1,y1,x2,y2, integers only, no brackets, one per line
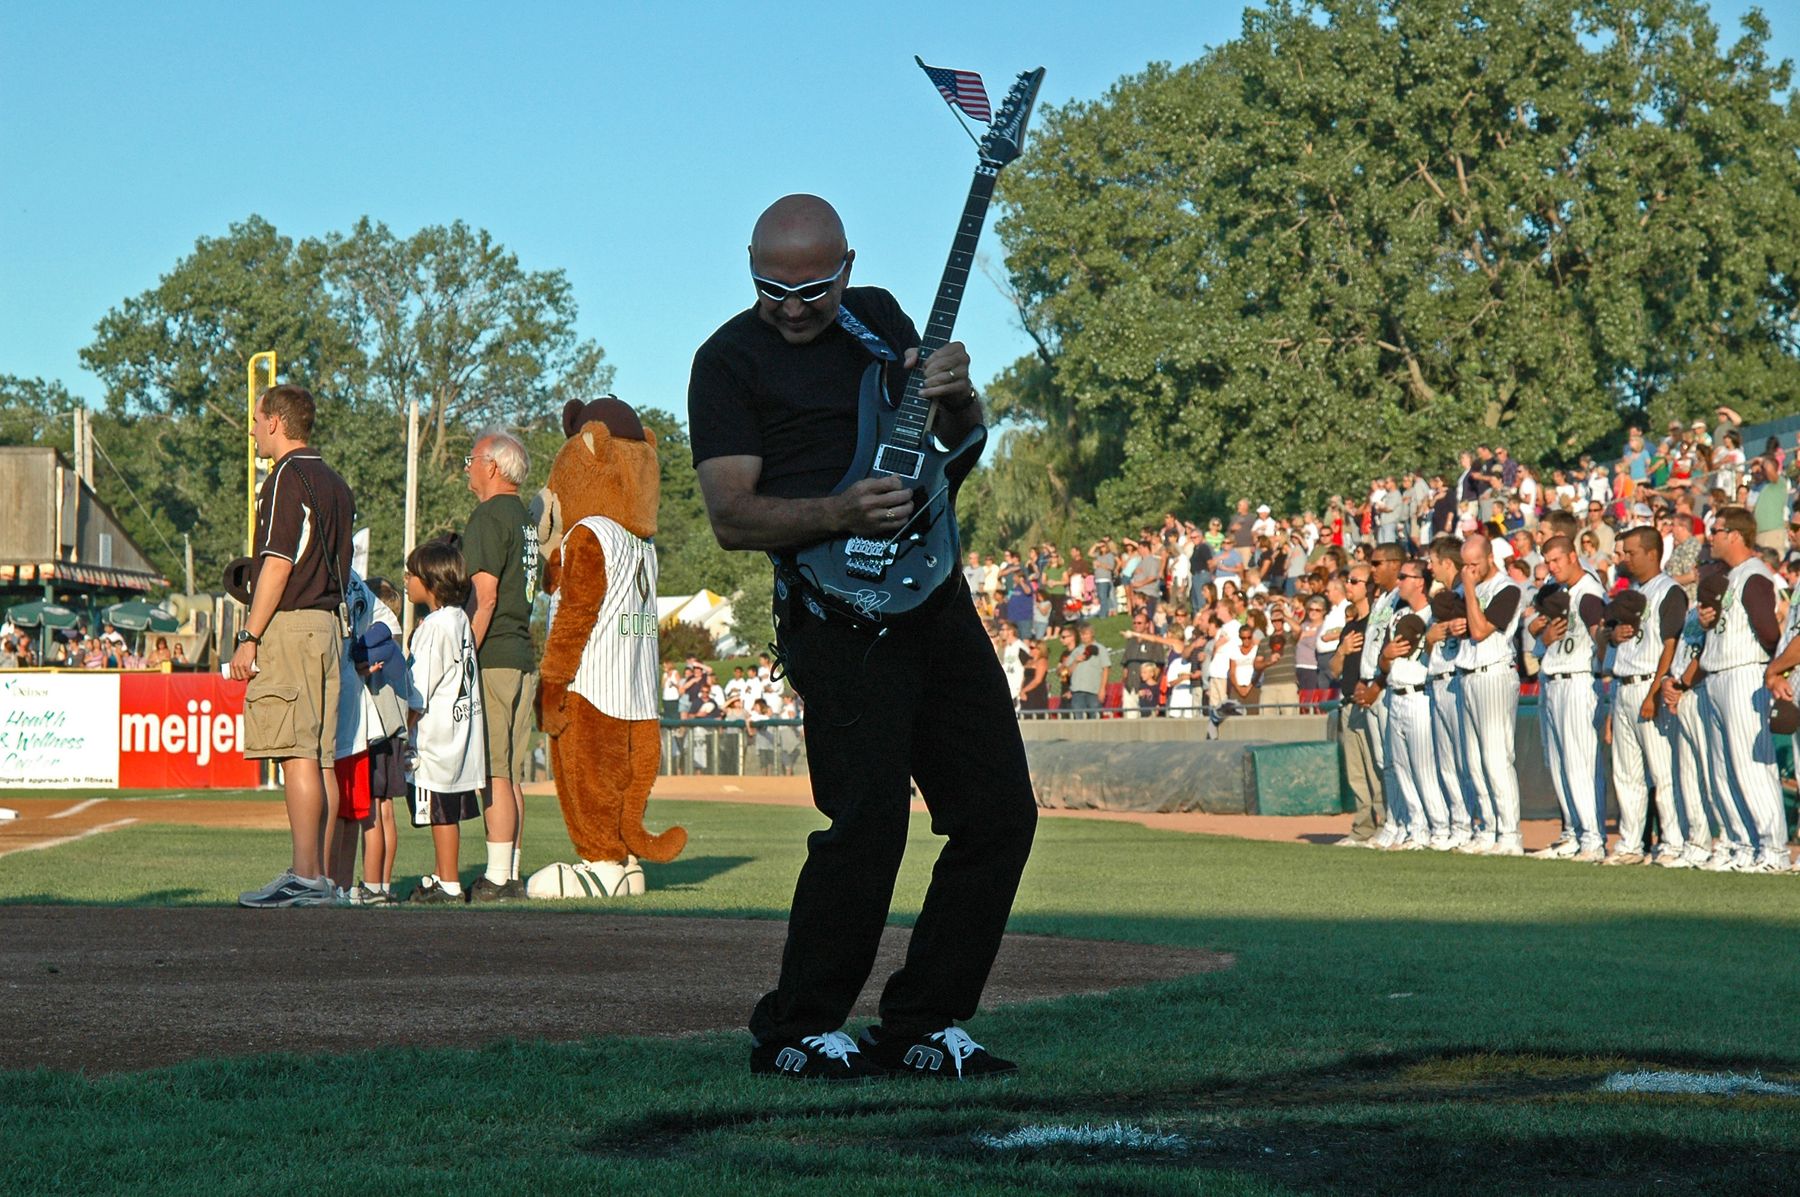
1428,834,1455,851
1681,845,1713,867
1700,850,1737,873
1488,842,1525,857
1370,828,1402,850
1755,852,1792,873
1332,835,1376,848
1603,850,1646,867
1657,853,1697,869
1572,847,1607,864
1392,837,1427,851
1528,839,1577,860
1446,829,1473,849
1455,837,1495,855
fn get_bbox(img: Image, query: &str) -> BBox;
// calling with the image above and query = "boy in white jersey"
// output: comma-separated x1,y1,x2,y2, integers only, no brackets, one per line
403,539,488,902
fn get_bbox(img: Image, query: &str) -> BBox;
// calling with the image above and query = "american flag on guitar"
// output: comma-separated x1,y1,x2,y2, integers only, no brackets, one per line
915,58,991,123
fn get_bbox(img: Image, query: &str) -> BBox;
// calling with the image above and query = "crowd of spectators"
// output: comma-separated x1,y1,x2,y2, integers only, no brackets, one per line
0,619,190,671
973,406,1799,721
661,653,804,774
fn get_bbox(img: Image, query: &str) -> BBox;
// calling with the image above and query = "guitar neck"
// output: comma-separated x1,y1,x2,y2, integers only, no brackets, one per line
889,165,999,448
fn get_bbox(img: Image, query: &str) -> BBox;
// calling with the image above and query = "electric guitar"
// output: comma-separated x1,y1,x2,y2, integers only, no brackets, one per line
782,66,1046,625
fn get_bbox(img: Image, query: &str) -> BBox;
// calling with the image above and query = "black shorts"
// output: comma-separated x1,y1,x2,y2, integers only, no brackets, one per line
368,737,407,800
408,784,480,828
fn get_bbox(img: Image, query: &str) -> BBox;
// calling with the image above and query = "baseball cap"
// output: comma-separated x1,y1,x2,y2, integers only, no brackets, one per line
221,556,255,605
1257,504,1271,514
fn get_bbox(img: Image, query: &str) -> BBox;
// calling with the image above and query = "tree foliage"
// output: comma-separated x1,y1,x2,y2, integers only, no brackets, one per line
68,216,615,596
981,0,1800,539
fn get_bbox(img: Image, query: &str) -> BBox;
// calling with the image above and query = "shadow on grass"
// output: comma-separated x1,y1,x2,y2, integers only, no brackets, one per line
583,1045,1800,1193
0,889,207,908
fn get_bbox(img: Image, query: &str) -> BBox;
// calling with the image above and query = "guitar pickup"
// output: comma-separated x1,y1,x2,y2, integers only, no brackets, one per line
845,537,893,557
874,445,924,479
845,555,888,580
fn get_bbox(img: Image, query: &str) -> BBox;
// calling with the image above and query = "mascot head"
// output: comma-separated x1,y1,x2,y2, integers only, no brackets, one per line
531,396,660,578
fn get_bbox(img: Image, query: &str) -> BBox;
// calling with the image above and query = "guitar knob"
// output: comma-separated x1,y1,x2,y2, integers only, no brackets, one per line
924,555,938,568
902,577,918,589
908,533,923,543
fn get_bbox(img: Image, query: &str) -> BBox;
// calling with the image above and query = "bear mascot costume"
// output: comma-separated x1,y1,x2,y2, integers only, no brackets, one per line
525,395,686,898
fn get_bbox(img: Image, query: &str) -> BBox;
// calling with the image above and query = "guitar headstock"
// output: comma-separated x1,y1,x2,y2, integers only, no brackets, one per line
977,67,1045,169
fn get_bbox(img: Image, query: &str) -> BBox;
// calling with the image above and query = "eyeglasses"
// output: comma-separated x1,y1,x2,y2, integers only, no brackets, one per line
751,255,850,304
463,453,490,469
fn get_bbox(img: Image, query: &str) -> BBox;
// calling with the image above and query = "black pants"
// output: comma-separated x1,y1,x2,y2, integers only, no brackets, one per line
750,586,1037,1042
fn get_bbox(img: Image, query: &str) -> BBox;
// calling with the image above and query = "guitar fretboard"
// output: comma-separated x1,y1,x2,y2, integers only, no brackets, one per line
887,164,1000,452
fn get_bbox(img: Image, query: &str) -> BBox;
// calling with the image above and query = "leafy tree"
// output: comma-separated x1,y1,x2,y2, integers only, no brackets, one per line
324,217,614,469
76,217,364,587
0,376,82,448
986,0,1800,531
74,215,617,591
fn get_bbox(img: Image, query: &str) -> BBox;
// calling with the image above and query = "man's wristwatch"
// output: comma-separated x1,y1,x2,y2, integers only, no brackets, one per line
235,629,261,647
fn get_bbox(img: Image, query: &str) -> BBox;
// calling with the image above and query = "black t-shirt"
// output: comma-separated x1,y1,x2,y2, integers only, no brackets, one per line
1336,616,1371,684
254,450,354,612
688,287,920,499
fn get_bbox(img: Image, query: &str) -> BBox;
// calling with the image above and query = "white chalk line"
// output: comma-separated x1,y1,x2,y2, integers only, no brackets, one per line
975,1121,1192,1154
1600,1070,1800,1097
0,817,139,860
47,797,107,820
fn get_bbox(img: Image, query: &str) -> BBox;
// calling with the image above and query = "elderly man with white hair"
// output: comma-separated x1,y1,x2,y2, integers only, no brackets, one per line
462,427,541,900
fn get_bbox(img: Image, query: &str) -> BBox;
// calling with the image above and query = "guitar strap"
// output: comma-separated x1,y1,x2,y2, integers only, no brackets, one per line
835,305,901,408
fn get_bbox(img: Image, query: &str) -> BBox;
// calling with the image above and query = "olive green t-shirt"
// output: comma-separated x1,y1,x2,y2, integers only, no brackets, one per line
463,492,540,672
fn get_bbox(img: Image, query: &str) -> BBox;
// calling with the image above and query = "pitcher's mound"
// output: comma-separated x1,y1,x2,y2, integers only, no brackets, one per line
2,907,1231,1073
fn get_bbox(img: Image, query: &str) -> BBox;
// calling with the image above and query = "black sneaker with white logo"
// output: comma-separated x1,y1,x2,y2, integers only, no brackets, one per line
859,1026,1017,1080
749,1031,886,1081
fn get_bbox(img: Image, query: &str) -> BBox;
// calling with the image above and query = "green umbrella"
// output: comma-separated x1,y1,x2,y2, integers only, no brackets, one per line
101,599,180,634
6,600,81,630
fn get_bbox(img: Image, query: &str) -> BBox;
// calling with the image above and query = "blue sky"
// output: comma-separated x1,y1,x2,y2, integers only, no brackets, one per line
2,1,1792,424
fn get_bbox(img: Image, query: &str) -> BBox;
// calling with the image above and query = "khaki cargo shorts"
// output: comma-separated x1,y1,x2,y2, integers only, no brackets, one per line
243,609,341,766
482,667,538,784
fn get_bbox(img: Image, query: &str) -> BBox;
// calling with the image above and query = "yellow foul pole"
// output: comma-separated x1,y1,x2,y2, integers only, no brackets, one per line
246,352,277,554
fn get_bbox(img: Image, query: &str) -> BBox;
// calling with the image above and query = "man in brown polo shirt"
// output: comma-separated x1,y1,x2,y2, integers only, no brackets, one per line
232,384,356,908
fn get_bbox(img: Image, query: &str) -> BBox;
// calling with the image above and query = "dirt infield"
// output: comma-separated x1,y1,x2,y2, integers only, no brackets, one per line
0,907,1230,1074
0,780,1576,862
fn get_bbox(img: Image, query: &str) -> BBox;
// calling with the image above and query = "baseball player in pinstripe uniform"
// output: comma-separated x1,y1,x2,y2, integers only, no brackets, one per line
1762,577,1800,837
1528,536,1609,861
1689,508,1790,872
1605,528,1692,866
1356,545,1407,847
1666,564,1757,870
1446,534,1525,855
1377,561,1452,848
1424,537,1479,847
1662,597,1721,868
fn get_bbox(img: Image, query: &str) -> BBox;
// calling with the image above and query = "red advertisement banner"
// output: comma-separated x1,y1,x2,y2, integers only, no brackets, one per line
118,673,259,789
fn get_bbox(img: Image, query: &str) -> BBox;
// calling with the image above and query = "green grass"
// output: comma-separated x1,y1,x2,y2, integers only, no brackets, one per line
6,794,1800,1193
